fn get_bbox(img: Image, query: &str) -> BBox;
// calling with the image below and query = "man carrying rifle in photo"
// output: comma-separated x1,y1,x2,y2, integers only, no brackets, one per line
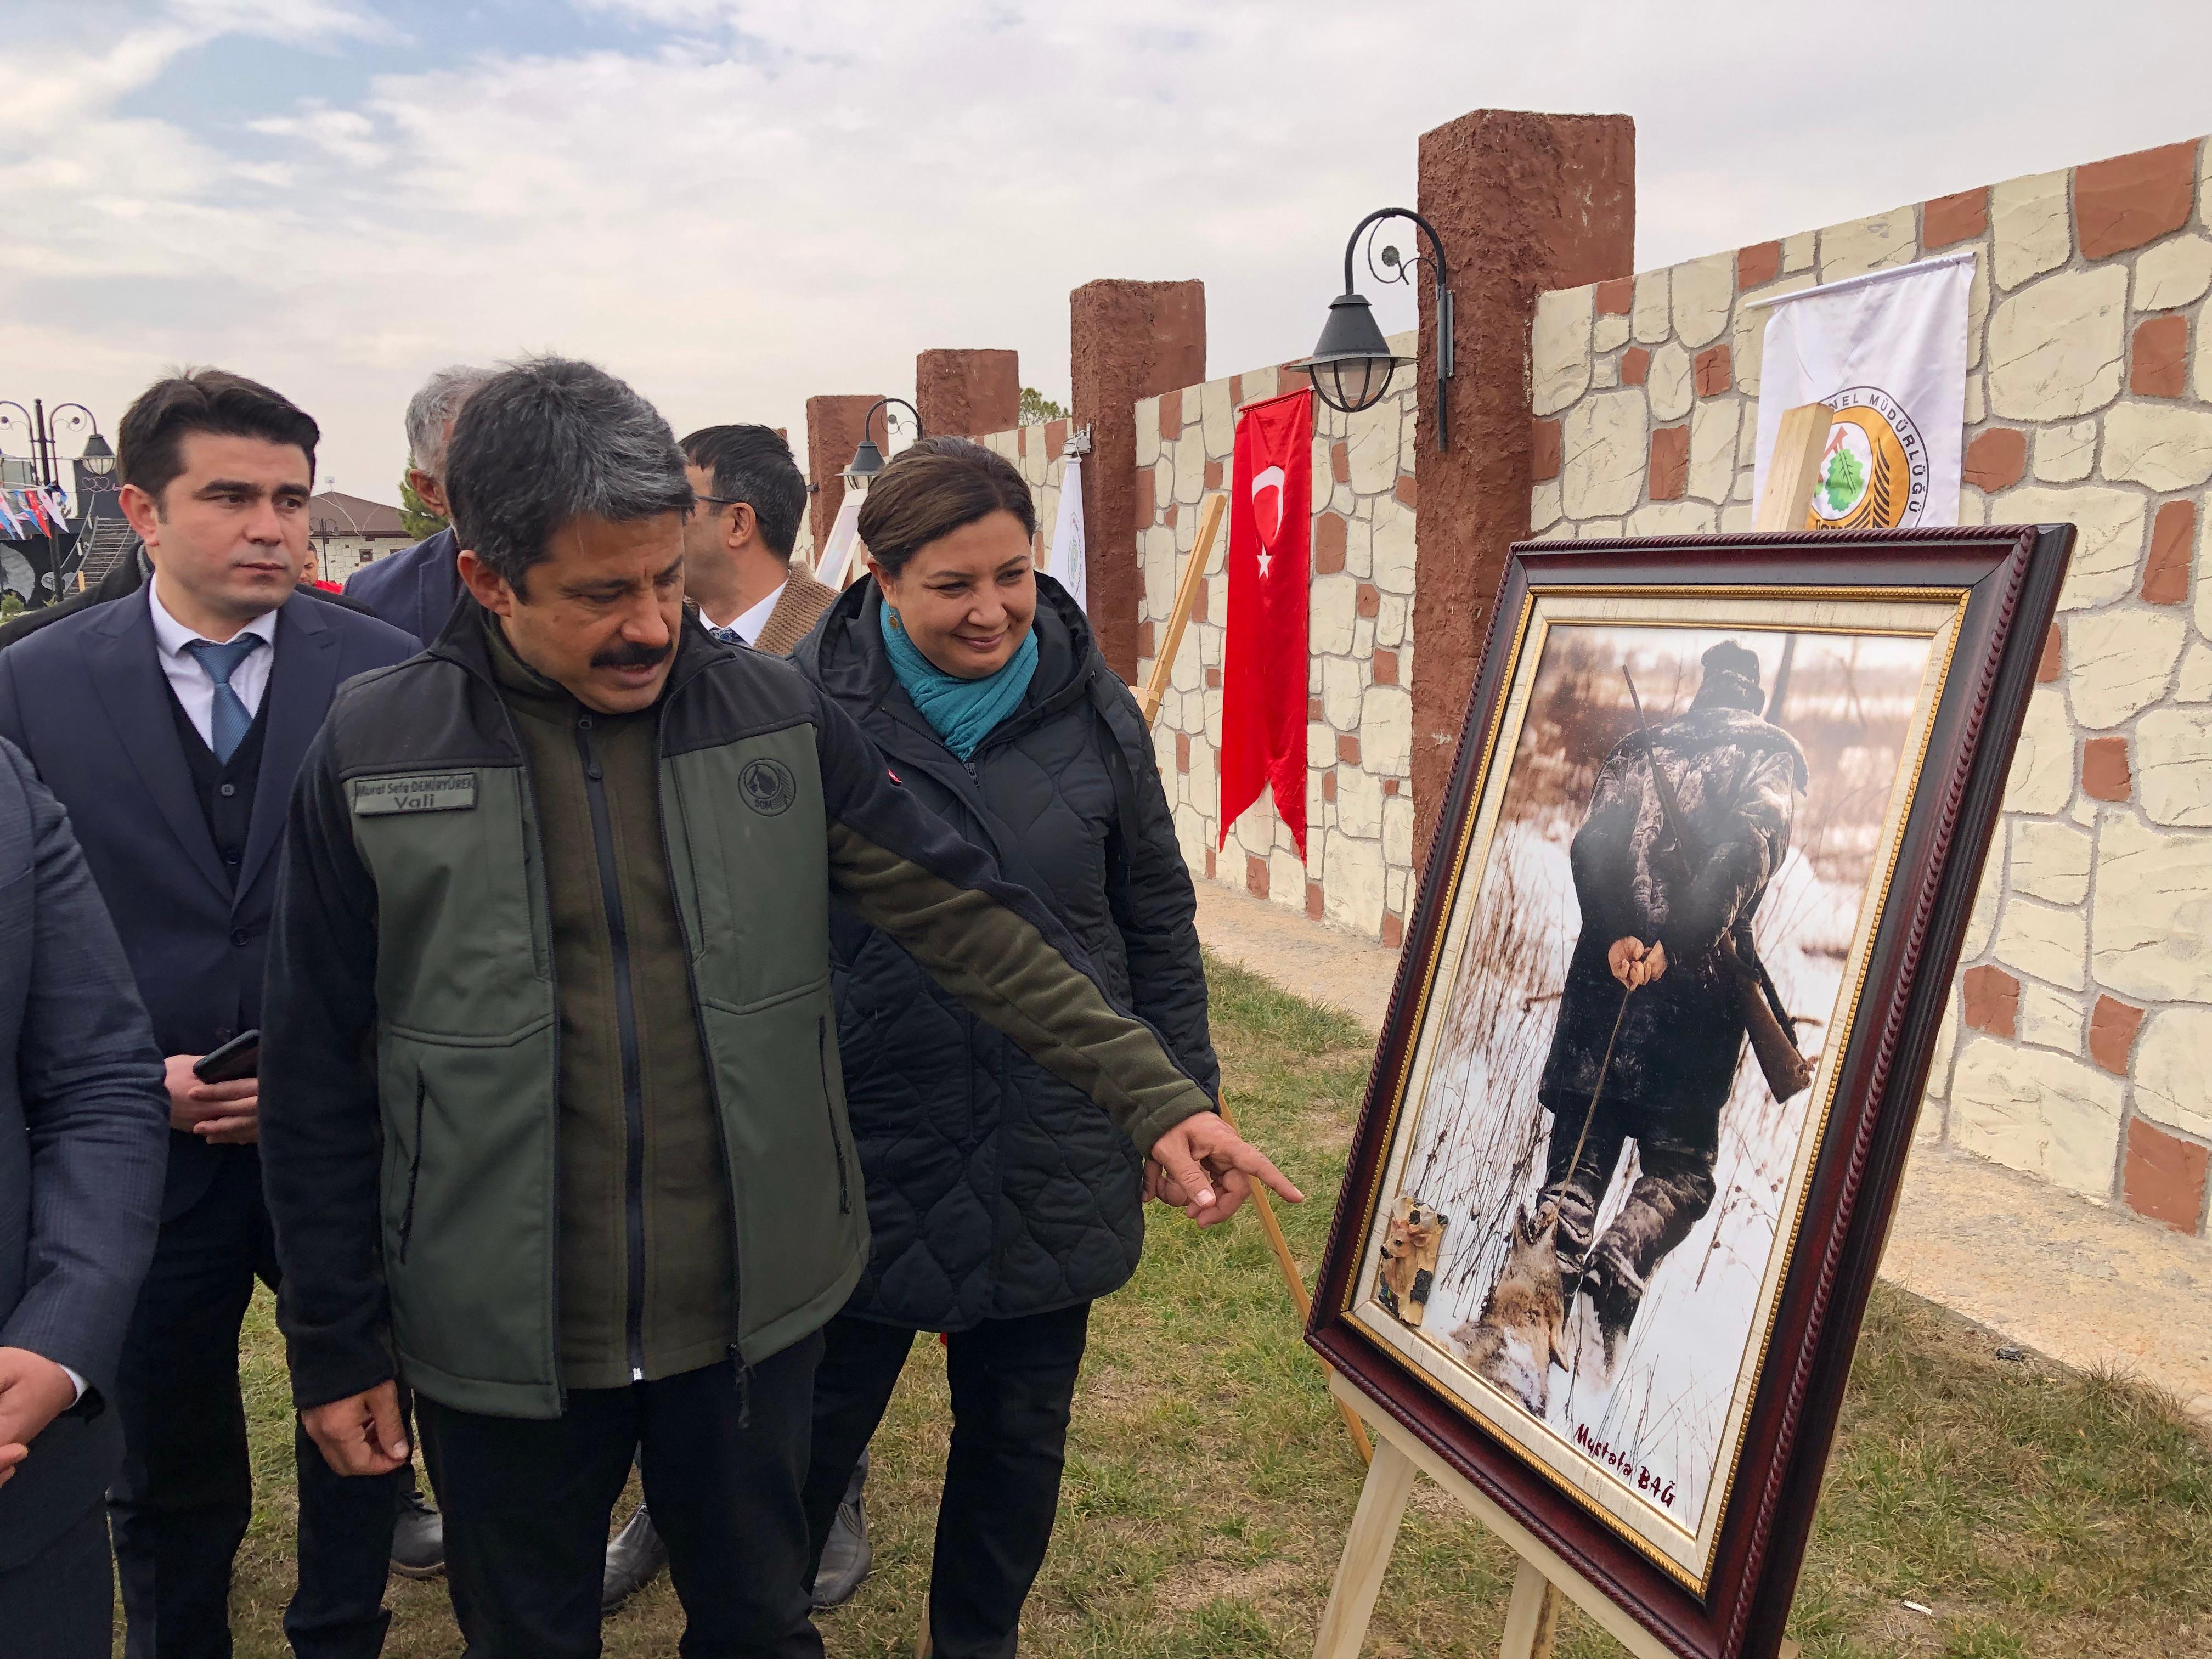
1537,640,1812,1372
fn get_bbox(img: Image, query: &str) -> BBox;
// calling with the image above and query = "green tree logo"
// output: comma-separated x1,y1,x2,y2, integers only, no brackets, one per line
1821,444,1865,514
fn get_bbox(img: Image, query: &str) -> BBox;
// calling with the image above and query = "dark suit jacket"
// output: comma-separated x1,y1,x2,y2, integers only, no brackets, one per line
343,526,467,645
0,739,167,1567
0,589,417,1220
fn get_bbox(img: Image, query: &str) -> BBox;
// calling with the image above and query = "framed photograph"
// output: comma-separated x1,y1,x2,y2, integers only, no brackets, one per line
1308,527,2072,1659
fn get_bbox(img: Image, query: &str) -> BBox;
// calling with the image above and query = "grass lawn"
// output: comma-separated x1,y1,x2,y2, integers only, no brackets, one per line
225,956,2212,1658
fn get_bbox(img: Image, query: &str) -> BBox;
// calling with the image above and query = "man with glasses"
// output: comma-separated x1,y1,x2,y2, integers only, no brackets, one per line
676,426,836,653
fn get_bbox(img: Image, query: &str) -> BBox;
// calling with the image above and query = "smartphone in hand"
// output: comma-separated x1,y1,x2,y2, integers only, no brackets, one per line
192,1029,260,1086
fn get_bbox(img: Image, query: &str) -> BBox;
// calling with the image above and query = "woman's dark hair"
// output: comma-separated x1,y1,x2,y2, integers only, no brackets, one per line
856,436,1037,579
117,369,320,507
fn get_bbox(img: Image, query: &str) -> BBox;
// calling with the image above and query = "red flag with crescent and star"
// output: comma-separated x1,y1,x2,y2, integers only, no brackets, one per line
1219,386,1313,860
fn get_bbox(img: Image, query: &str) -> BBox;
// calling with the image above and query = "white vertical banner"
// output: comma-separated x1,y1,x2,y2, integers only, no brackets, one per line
1047,451,1086,610
812,486,867,590
1750,252,1974,528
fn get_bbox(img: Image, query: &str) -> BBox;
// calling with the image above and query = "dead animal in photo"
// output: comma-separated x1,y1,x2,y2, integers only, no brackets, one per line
1376,1196,1448,1328
1452,1203,1568,1415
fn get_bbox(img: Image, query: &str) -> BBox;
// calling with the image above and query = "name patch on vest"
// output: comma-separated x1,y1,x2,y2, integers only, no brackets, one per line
352,772,479,816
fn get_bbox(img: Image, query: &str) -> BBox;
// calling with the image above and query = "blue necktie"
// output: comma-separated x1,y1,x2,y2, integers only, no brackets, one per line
184,636,264,763
710,624,742,647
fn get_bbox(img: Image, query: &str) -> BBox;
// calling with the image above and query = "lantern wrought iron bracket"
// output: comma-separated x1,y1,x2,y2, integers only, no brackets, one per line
1291,207,1454,450
845,396,924,487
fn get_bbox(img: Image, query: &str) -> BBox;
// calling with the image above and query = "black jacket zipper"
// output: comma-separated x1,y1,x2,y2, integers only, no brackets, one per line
817,1014,851,1214
575,714,650,1385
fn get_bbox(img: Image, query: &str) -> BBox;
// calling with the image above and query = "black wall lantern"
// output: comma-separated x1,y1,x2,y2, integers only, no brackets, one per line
1293,207,1455,449
844,396,924,487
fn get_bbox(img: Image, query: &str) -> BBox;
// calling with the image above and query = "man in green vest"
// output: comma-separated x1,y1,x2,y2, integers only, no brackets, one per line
257,356,1296,1659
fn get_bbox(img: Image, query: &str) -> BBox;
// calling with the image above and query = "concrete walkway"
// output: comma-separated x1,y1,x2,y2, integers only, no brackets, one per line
1194,882,2212,1419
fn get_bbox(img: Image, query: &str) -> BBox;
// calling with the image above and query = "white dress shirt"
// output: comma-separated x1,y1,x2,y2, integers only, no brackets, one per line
148,582,280,748
709,580,786,647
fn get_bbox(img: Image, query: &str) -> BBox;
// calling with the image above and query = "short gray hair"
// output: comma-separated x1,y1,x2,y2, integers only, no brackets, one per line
444,357,693,595
404,365,494,479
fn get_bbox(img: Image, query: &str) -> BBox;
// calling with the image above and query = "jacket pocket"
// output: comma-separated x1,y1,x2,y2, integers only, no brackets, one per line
701,982,865,1347
377,1022,558,1390
819,1015,851,1215
398,1075,427,1263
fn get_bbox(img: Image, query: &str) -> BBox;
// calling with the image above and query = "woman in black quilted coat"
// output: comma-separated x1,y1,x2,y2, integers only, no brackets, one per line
790,437,1223,1657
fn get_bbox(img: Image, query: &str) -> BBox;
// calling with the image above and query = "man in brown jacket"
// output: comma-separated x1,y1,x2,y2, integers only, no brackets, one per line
678,426,836,656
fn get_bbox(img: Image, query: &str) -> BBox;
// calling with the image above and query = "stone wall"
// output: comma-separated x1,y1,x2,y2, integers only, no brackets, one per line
975,418,1075,571
1125,336,1421,944
1525,137,2212,1237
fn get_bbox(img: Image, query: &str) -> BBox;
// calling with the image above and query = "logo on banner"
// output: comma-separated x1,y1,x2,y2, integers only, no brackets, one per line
1807,385,1929,529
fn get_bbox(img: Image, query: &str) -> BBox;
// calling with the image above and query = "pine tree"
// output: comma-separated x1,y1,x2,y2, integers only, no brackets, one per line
1018,387,1068,426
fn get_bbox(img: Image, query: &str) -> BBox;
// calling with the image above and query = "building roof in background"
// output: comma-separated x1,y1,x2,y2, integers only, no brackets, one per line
309,490,410,538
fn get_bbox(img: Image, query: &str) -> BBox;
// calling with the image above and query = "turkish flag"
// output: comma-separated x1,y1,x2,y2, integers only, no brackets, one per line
1219,387,1312,860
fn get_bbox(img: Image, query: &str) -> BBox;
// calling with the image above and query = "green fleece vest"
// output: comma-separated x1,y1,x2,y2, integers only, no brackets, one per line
347,665,862,1418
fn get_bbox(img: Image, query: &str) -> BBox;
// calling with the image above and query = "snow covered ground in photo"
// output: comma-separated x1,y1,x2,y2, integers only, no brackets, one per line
1404,818,1859,1527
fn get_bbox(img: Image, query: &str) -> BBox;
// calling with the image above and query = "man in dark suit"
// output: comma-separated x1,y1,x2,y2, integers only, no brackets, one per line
0,369,419,1658
0,740,170,1658
343,365,490,644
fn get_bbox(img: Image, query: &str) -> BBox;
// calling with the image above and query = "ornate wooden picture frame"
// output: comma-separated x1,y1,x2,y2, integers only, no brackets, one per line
1307,526,2073,1659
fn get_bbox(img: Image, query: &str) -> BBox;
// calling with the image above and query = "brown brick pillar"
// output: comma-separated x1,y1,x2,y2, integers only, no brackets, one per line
1070,279,1205,680
804,393,887,554
1410,110,1635,877
916,349,1020,438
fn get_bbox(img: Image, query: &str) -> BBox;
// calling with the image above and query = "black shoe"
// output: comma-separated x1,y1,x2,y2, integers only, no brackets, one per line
390,1486,445,1579
602,1503,669,1615
810,1456,872,1610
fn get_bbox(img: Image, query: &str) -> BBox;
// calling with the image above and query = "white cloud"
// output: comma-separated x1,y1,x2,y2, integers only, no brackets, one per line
6,0,2211,504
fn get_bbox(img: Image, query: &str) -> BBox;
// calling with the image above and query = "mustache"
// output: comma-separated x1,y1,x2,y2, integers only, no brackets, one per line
591,639,675,670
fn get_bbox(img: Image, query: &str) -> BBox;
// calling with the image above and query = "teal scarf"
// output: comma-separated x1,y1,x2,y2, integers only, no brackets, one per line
879,603,1039,760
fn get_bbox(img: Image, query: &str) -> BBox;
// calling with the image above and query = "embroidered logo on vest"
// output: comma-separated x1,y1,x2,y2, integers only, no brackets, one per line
740,757,797,816
352,772,479,815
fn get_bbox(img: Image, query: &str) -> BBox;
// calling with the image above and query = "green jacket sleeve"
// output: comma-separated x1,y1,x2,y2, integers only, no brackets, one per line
808,686,1211,1156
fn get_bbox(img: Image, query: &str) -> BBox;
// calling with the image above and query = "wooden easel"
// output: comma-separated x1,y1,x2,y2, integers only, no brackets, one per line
1754,404,1835,532
1308,417,1832,1658
1313,1374,1802,1659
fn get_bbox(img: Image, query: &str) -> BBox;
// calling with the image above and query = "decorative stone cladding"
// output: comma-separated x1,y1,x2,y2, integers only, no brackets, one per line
974,419,1075,572
1124,336,1422,944
1527,137,2212,1237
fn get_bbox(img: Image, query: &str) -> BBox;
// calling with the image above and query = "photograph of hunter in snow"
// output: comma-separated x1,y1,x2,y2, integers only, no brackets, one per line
1531,641,1812,1383
1356,606,1947,1546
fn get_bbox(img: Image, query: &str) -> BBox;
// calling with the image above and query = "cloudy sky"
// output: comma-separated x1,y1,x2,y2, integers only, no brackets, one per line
8,0,2209,505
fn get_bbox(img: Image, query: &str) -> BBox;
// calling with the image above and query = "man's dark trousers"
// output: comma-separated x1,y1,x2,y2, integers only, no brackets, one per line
0,1501,115,1659
416,1334,825,1659
803,1305,1091,1659
1540,1088,1720,1293
111,1152,403,1659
